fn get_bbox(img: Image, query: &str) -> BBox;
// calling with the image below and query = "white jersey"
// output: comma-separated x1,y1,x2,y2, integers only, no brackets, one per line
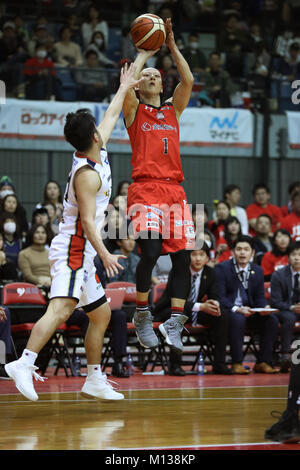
59,149,112,240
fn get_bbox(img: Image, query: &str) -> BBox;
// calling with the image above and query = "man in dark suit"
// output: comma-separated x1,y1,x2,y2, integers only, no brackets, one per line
215,235,279,374
270,241,300,372
153,242,231,375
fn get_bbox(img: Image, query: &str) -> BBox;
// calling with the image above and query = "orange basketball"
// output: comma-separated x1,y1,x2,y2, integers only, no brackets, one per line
130,13,166,50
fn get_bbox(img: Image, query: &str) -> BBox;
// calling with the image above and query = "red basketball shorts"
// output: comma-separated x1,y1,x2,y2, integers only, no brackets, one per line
127,180,195,254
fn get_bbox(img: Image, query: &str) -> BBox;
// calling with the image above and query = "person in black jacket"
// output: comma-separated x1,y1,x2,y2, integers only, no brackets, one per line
153,242,231,376
270,241,300,372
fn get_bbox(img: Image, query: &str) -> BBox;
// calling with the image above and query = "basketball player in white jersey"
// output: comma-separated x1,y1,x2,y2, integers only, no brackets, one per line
5,63,143,401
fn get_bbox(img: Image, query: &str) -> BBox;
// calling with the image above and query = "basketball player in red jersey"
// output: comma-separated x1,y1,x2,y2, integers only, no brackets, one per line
122,18,196,354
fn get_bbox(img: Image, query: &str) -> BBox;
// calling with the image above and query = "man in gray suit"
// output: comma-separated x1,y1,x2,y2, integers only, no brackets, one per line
270,241,300,372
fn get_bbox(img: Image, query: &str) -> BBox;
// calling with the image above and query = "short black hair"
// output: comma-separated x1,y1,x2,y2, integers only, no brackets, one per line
256,213,272,223
233,235,254,250
192,241,210,258
64,108,97,152
288,241,300,255
27,223,47,246
223,184,240,199
252,183,270,195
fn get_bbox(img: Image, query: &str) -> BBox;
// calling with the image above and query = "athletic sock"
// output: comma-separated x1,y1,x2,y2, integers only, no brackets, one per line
171,306,184,316
136,300,149,312
87,364,102,378
21,349,38,366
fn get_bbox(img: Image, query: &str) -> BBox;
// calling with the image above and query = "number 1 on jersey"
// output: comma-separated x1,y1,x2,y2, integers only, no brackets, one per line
162,137,168,155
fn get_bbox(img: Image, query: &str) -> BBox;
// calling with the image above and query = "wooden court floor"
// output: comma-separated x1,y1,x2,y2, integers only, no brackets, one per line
1,368,299,451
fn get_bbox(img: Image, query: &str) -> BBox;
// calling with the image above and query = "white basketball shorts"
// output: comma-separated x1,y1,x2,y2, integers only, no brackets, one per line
49,233,106,312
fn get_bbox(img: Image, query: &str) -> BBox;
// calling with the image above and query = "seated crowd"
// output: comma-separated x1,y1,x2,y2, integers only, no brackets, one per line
0,1,299,110
1,174,300,380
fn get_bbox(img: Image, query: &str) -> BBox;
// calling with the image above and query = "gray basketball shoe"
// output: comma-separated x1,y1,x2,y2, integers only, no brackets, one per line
132,310,159,349
159,315,188,354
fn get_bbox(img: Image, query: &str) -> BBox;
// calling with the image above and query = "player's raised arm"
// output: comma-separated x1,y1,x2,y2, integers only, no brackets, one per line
165,18,194,118
122,49,158,127
97,63,143,147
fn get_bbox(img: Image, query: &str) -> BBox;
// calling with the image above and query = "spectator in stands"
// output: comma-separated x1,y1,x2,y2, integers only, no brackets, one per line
270,241,300,373
85,30,118,68
81,4,109,50
208,200,231,246
18,224,51,288
108,234,140,283
0,306,13,379
152,254,172,285
216,235,280,374
0,213,23,270
93,256,131,378
199,52,234,108
182,32,207,74
155,53,179,101
282,190,300,241
261,228,291,281
121,26,136,62
54,26,83,67
246,183,283,236
23,43,62,100
1,193,28,239
0,176,15,201
116,180,130,197
30,207,55,248
216,216,242,263
0,21,28,93
64,12,82,45
277,41,300,82
13,14,30,46
281,181,300,217
27,24,53,58
102,206,127,254
252,214,273,265
245,40,271,80
36,180,63,224
218,13,249,78
154,243,231,375
44,202,59,234
0,232,18,281
223,183,248,234
75,50,109,102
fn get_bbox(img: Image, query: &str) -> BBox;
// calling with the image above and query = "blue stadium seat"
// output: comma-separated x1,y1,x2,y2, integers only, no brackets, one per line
55,68,78,101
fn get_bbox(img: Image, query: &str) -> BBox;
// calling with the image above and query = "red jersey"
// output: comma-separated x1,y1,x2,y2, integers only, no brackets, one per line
126,102,184,182
281,212,300,240
246,202,283,235
261,251,289,277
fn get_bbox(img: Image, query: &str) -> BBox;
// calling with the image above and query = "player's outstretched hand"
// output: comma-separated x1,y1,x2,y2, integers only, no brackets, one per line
102,252,127,278
120,62,145,90
164,18,175,49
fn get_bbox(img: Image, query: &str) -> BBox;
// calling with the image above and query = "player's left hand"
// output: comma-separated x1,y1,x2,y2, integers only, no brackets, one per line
120,62,145,90
102,252,127,278
164,18,175,48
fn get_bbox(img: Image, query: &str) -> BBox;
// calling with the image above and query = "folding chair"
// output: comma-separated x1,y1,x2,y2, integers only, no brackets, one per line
1,282,49,369
105,281,137,318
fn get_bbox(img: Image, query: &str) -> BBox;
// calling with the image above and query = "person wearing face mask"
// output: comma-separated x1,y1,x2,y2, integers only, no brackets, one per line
182,33,207,74
0,176,16,201
23,43,62,100
1,193,28,239
85,31,118,68
0,213,23,270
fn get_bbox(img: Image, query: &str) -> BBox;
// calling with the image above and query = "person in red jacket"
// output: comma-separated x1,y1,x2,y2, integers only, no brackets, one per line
261,228,292,281
246,183,283,236
23,43,61,100
281,181,300,218
281,190,300,241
